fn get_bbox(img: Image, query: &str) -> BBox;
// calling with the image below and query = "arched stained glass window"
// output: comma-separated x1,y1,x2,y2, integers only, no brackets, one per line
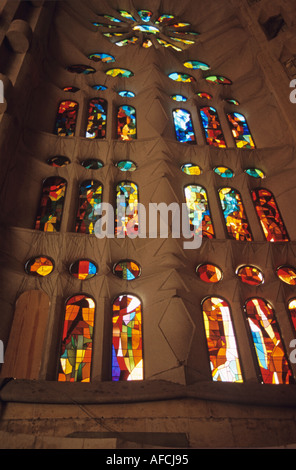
202,296,243,383
75,180,102,234
173,109,196,144
115,181,138,237
227,112,255,149
54,100,78,137
58,294,95,382
35,177,67,232
251,188,289,242
218,187,252,241
85,98,107,139
200,106,226,148
244,298,293,384
184,185,215,239
117,105,137,141
287,299,296,332
112,294,143,381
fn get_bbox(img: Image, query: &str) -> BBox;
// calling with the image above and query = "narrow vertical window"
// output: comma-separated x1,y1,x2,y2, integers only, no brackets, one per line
287,299,296,333
54,100,78,137
251,188,289,242
200,106,226,148
173,108,196,143
117,105,137,140
75,180,103,234
218,187,252,241
112,294,143,381
202,297,243,383
227,112,255,149
85,98,107,139
35,177,67,232
58,294,95,382
244,298,293,384
184,185,215,239
115,181,138,237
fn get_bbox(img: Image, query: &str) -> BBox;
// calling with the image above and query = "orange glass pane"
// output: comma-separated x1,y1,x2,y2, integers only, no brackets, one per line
276,266,296,285
196,263,222,283
236,265,264,286
287,299,296,332
252,189,289,242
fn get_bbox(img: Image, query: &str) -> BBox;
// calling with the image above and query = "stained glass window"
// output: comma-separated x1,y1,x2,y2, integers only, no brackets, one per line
171,94,187,102
202,296,243,383
244,298,293,384
196,264,222,283
197,92,212,100
25,256,54,277
245,168,265,179
251,188,289,242
63,86,79,93
118,90,135,98
116,160,137,172
115,181,138,237
200,107,226,148
92,85,107,91
69,260,97,280
287,299,296,332
236,265,264,286
47,156,70,167
58,294,95,382
85,98,107,139
227,112,255,149
214,166,234,178
138,10,153,22
205,75,232,85
218,187,252,241
112,294,143,381
106,68,134,78
67,65,96,74
183,60,210,71
54,101,78,137
75,180,102,234
81,159,103,170
181,163,202,175
35,177,67,232
117,105,137,141
168,72,195,83
173,109,196,144
276,266,296,285
87,53,115,63
113,260,141,280
184,185,215,239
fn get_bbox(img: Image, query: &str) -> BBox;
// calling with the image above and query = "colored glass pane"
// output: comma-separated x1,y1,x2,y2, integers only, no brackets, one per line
81,159,103,170
85,98,107,139
47,156,70,167
88,53,115,63
200,107,226,148
276,266,296,285
118,10,136,21
75,180,102,234
196,264,222,283
245,168,265,179
92,85,107,91
156,39,182,51
25,256,54,277
244,298,292,384
116,160,137,172
219,187,252,241
181,163,202,175
171,94,187,102
197,92,212,100
168,72,195,83
115,181,138,237
115,37,139,47
138,10,153,22
287,299,296,332
133,25,159,34
205,75,232,85
117,105,137,141
214,166,234,178
58,295,95,382
202,297,243,382
69,259,97,280
112,294,143,381
173,109,196,144
225,99,240,106
155,14,175,24
236,265,264,286
67,65,95,74
118,90,135,98
35,177,67,232
106,68,134,78
227,112,255,149
184,185,215,239
63,86,79,93
169,36,195,45
169,22,190,28
54,100,78,137
103,15,122,23
142,39,153,48
183,60,210,70
113,260,141,280
251,188,288,242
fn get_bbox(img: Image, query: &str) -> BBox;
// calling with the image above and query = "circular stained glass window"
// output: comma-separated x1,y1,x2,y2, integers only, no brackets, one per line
214,166,234,178
244,168,265,179
113,260,141,280
69,259,97,280
25,256,54,277
196,263,223,283
171,94,187,102
181,163,202,175
116,160,137,172
236,265,264,286
118,90,135,98
276,266,296,285
47,156,70,167
81,159,104,170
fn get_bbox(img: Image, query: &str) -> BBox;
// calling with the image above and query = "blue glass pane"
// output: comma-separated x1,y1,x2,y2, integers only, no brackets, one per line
173,109,196,143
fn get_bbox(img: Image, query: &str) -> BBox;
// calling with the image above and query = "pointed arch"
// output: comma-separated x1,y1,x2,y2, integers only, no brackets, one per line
54,100,78,137
184,184,215,239
200,106,226,148
117,105,137,140
85,98,107,139
115,181,139,237
75,180,103,234
35,176,67,232
173,108,196,143
218,187,252,241
227,112,255,149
